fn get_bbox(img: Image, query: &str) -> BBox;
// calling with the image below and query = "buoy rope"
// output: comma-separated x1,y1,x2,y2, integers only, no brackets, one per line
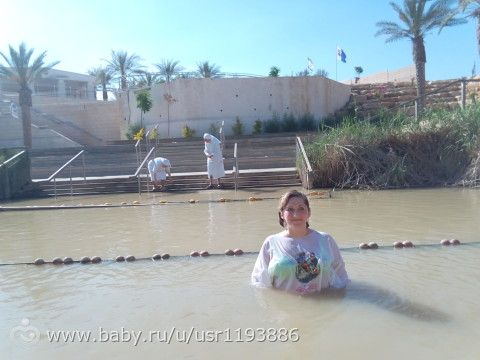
0,192,332,212
0,241,478,267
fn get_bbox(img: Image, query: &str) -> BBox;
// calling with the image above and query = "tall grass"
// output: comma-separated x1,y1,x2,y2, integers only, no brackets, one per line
306,105,480,188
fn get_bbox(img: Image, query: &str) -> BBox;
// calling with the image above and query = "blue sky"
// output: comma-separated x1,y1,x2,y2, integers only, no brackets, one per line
0,0,477,83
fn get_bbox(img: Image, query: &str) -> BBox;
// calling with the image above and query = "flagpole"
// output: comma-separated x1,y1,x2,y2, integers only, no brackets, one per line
335,46,338,81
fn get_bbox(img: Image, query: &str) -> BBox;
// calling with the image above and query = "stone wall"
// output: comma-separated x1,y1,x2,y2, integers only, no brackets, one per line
351,79,465,118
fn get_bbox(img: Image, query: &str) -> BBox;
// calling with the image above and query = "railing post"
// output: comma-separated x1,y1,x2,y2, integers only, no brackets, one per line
54,177,57,199
461,78,467,108
233,142,238,191
69,164,73,196
414,100,418,120
82,152,86,182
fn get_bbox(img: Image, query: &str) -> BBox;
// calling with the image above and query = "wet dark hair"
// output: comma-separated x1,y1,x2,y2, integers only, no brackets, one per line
278,190,310,228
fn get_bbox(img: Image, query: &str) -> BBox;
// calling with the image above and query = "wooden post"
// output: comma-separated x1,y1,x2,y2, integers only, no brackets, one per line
461,78,467,108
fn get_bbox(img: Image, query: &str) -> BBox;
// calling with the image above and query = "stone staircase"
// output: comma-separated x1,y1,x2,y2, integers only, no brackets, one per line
31,135,302,196
351,79,463,118
0,97,82,149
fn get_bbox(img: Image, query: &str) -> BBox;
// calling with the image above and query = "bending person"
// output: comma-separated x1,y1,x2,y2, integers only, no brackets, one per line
251,190,348,294
203,133,225,189
147,157,171,191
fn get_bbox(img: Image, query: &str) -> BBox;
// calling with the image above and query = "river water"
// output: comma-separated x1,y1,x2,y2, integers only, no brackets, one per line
1,187,479,359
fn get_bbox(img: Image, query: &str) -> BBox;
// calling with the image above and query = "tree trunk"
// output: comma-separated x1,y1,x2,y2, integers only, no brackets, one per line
121,72,127,90
102,84,108,101
19,86,33,149
412,37,426,113
476,13,480,57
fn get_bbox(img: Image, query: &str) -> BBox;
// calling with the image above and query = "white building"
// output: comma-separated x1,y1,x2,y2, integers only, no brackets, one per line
0,68,96,100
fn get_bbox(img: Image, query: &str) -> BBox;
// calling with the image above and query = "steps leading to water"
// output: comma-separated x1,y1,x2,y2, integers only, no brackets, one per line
31,135,302,196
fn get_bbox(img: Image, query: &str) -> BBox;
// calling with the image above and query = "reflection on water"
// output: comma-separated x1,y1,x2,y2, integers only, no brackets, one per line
1,188,480,359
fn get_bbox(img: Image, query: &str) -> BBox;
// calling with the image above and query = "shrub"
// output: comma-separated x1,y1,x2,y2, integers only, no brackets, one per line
149,128,159,140
252,120,263,135
298,112,317,131
208,122,220,137
133,127,145,141
125,123,143,140
232,116,244,136
263,113,281,133
282,112,297,132
182,125,196,138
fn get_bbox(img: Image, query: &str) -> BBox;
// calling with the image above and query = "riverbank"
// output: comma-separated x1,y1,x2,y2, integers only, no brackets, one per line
305,104,480,189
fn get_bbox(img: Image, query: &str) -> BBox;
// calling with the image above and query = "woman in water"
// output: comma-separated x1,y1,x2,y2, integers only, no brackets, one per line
251,190,348,294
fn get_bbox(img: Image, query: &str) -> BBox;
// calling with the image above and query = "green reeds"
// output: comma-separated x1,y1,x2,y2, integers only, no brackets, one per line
306,105,480,189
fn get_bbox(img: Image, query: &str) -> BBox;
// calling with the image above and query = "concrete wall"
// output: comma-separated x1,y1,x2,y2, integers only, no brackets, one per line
122,76,351,138
33,98,123,142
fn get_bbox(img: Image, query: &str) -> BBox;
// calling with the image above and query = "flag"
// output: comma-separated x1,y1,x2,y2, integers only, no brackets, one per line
337,47,347,63
307,57,315,72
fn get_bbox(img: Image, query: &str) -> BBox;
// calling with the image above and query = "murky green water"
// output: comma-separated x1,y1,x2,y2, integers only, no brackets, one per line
1,187,479,359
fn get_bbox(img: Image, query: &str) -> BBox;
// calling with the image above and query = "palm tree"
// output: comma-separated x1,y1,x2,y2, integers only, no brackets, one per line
0,42,59,148
196,61,222,78
133,70,162,87
155,59,184,83
375,0,465,112
106,50,143,90
88,66,112,101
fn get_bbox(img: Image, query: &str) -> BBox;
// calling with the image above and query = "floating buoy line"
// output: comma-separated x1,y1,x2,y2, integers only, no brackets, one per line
0,240,478,268
0,191,333,212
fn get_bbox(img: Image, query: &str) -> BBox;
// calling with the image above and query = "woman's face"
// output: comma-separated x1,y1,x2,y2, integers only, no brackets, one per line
281,196,311,229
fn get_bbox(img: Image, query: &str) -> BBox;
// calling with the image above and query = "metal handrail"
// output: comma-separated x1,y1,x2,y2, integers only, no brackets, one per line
145,124,159,157
233,142,239,191
0,150,26,168
219,120,225,151
42,150,86,198
135,139,142,168
45,150,85,182
134,147,155,195
296,136,313,189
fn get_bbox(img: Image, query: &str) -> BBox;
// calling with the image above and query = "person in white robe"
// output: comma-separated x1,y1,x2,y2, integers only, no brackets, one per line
203,133,225,189
147,157,171,191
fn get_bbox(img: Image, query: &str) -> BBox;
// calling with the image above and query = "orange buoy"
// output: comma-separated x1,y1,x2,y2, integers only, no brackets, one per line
200,250,210,257
358,243,370,249
34,258,45,265
402,240,414,248
233,249,244,256
450,239,461,245
125,255,136,262
440,239,451,246
368,242,378,249
91,256,102,264
161,253,170,260
190,251,200,257
225,249,235,256
115,256,125,262
152,254,162,260
63,257,73,264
